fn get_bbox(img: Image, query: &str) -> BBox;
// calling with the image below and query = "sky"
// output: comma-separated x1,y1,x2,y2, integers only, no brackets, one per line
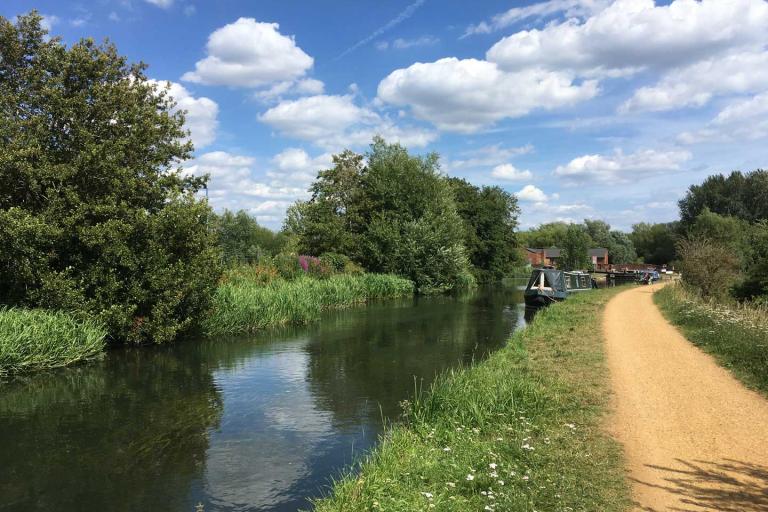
4,0,768,231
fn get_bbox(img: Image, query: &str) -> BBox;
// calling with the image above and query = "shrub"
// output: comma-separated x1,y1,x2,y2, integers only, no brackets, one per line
272,253,303,280
320,252,351,272
676,237,740,299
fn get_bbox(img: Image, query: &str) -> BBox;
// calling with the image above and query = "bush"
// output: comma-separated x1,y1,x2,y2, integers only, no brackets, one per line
320,252,351,272
0,307,107,374
272,253,303,280
676,237,740,299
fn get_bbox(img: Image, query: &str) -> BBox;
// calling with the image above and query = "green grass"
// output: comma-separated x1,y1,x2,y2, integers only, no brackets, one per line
313,288,630,512
655,284,768,395
204,273,415,335
0,307,107,376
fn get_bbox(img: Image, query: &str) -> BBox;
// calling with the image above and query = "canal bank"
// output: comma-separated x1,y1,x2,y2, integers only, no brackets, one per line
315,287,630,512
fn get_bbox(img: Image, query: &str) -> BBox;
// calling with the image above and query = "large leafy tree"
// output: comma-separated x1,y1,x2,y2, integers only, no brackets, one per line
560,224,591,270
679,170,768,225
448,178,521,281
214,210,285,265
630,222,679,265
583,219,636,264
286,138,474,292
0,12,221,343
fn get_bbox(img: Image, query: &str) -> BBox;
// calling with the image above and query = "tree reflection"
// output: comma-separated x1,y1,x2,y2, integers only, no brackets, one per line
0,345,222,512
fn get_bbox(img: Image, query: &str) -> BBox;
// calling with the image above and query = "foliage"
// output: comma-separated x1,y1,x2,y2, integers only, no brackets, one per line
205,273,415,335
518,222,569,248
271,253,304,280
584,219,637,264
0,13,221,344
286,138,475,292
213,209,285,265
735,221,768,299
320,252,351,272
676,237,740,300
314,288,630,512
0,307,106,375
656,284,768,396
679,169,768,226
447,178,522,281
630,222,679,265
560,224,591,270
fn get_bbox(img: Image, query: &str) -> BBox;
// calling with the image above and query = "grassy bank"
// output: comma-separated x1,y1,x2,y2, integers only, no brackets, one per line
313,288,630,512
0,308,107,376
204,273,415,335
655,284,768,395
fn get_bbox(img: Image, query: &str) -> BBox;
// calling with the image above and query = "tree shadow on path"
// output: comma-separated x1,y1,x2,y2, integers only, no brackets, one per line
631,458,768,511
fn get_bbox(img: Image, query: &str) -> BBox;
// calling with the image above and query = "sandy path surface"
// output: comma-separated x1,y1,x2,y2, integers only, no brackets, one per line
603,284,768,511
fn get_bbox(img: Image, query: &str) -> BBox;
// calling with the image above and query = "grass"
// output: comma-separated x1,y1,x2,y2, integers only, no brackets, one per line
204,273,415,335
312,288,630,512
0,307,107,376
655,284,768,395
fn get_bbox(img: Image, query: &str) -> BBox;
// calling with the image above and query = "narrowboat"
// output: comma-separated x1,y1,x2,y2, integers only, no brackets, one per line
524,268,595,308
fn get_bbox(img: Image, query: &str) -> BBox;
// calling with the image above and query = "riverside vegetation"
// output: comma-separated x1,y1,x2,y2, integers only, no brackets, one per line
314,288,630,512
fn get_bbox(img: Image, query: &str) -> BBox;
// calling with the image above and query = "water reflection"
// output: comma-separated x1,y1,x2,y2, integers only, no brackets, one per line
0,287,523,512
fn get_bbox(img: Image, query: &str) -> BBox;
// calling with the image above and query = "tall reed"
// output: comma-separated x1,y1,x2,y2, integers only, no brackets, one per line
0,307,107,376
204,274,415,335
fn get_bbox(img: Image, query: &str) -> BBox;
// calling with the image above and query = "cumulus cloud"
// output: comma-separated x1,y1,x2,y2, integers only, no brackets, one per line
464,0,610,37
267,148,333,185
554,148,691,182
621,51,768,113
151,80,218,148
486,0,768,78
377,57,598,132
253,78,326,103
678,92,768,144
516,185,549,202
182,18,313,87
445,144,534,173
491,164,533,181
259,94,437,149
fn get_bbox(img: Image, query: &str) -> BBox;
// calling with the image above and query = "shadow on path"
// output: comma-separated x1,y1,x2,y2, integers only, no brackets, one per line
632,458,768,511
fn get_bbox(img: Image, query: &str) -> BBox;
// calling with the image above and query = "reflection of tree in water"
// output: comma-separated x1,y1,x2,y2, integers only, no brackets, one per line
304,288,522,423
0,345,223,512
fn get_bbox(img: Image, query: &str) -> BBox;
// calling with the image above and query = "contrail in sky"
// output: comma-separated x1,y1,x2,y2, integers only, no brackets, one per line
335,0,427,60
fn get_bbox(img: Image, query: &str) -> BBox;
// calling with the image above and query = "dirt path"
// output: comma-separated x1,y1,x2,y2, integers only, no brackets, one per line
603,284,768,512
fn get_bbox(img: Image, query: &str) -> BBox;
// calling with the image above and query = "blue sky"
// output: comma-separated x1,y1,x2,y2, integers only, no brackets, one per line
5,0,768,230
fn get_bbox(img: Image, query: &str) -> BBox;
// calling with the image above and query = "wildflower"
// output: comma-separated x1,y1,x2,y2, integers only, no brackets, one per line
421,492,433,499
497,480,505,486
446,482,456,488
489,463,497,469
466,474,475,481
522,475,529,481
522,443,534,451
490,471,498,478
496,437,503,441
443,447,451,452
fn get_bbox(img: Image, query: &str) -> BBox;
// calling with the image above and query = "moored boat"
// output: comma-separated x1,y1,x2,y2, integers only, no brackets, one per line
524,268,595,308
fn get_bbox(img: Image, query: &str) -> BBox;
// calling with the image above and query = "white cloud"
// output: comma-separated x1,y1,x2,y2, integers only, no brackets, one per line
377,57,598,133
182,18,313,87
491,164,533,181
40,14,59,32
446,144,534,173
151,80,218,148
554,148,691,182
145,0,173,8
253,78,325,103
678,92,768,144
267,148,332,185
183,5,196,16
259,94,437,149
377,36,439,50
464,0,610,37
621,51,768,112
486,0,768,78
516,184,549,202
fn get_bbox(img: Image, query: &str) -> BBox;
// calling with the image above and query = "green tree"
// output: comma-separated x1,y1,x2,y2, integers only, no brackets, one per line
630,222,679,265
214,209,285,265
679,170,768,225
560,224,591,270
676,237,740,300
519,222,570,248
448,178,521,281
0,12,221,343
285,138,473,292
583,219,636,264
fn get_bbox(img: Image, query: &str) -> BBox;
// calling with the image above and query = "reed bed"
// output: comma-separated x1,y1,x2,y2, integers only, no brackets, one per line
0,307,107,376
313,288,630,512
655,284,768,395
204,274,415,335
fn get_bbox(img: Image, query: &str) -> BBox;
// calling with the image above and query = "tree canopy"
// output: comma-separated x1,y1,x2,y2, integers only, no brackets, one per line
0,12,221,343
679,170,768,226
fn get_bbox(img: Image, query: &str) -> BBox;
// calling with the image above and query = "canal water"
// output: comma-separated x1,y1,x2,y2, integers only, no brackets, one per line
0,287,525,512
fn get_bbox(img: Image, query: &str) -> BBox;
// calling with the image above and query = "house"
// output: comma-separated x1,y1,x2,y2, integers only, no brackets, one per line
525,247,608,268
